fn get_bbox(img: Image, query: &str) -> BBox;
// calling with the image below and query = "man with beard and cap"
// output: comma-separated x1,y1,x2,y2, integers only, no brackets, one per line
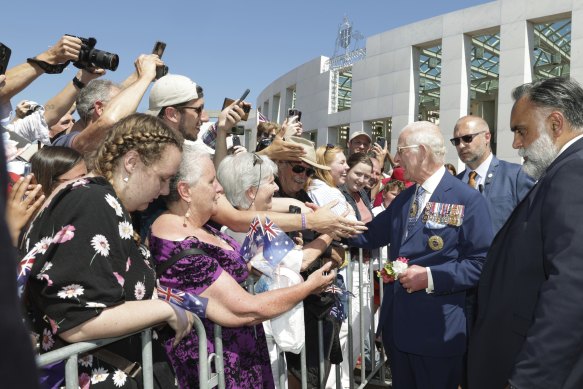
468,77,583,389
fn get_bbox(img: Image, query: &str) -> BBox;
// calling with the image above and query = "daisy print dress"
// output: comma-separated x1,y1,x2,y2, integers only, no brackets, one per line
23,177,171,389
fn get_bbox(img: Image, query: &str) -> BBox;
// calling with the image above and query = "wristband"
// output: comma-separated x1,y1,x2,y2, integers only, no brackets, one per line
72,76,85,89
27,58,69,74
301,213,307,230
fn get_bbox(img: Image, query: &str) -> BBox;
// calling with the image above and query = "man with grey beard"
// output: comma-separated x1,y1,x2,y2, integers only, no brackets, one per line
468,77,583,389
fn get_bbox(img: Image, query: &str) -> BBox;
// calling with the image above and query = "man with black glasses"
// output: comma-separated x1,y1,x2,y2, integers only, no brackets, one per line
452,115,534,234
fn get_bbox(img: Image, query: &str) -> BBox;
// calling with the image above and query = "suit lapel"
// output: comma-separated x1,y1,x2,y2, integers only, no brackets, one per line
483,156,499,195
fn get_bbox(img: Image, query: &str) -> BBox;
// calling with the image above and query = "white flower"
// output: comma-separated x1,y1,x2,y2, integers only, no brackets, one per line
34,237,52,254
91,367,109,384
105,193,123,217
112,369,127,387
57,284,84,299
118,221,133,240
134,281,146,300
41,328,54,351
91,234,110,257
392,260,409,276
85,302,107,308
78,354,93,368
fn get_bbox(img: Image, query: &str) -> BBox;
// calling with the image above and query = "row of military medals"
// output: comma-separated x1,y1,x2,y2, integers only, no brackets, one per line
422,202,465,251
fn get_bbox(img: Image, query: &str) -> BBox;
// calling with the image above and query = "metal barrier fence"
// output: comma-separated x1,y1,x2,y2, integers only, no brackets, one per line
36,316,225,389
36,246,388,389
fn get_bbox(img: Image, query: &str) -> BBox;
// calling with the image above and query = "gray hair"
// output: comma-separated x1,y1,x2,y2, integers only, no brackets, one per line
402,121,446,163
512,77,583,131
217,152,278,209
76,79,120,123
166,145,211,204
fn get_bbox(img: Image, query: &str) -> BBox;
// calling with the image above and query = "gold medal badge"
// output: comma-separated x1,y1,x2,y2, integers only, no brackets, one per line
428,235,444,251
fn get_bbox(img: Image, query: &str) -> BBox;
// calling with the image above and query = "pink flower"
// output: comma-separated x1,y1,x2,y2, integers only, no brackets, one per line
113,272,125,287
52,225,76,244
48,316,59,334
79,372,91,389
126,258,131,272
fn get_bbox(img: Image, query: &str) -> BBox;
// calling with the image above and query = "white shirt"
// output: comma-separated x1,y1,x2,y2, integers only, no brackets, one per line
307,178,356,221
462,152,493,190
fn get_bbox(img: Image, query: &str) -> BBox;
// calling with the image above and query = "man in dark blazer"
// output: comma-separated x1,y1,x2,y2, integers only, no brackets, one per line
468,77,583,389
348,121,493,389
452,115,534,234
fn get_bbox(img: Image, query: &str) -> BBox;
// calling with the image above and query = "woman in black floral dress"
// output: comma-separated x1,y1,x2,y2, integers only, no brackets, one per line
22,114,192,388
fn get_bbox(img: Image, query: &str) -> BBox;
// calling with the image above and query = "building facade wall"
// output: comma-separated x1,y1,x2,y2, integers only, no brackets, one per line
257,0,579,164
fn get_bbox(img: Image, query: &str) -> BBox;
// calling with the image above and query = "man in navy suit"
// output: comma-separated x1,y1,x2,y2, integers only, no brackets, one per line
452,115,534,233
348,121,493,389
468,77,583,389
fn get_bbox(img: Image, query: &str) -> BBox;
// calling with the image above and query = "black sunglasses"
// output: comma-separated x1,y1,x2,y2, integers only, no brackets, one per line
449,131,486,146
288,162,315,177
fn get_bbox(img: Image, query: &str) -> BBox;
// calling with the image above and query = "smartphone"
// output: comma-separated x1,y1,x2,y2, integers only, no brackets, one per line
222,89,251,121
23,162,32,176
152,41,168,79
288,205,302,239
239,88,250,102
288,108,302,122
376,136,386,149
232,135,241,147
0,42,11,75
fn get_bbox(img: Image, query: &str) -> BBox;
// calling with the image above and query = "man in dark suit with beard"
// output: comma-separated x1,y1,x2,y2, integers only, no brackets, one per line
468,77,583,389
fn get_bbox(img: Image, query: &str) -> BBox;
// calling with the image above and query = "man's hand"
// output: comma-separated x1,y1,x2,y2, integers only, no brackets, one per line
305,200,366,237
36,35,82,65
257,136,305,161
371,142,388,166
217,99,248,132
399,265,428,293
134,54,163,82
280,115,302,138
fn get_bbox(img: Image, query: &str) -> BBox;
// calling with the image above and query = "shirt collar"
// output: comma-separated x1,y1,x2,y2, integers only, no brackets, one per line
557,134,583,158
419,166,446,195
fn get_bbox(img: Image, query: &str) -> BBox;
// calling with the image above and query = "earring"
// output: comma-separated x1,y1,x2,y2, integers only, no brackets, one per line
123,176,129,183
183,202,191,227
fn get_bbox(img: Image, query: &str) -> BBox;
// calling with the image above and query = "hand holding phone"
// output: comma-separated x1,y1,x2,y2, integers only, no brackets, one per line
222,88,251,121
376,136,386,149
152,41,168,79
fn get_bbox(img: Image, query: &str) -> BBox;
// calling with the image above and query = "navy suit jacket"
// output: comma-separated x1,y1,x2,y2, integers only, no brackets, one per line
468,138,583,389
458,156,534,233
349,171,493,357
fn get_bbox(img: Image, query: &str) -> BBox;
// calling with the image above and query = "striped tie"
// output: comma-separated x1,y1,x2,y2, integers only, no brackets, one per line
406,185,426,235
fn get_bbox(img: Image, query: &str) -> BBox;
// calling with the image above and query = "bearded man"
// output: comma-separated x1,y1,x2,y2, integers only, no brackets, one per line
468,77,583,389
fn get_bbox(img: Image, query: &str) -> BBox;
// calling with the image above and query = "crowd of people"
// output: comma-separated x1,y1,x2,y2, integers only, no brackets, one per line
2,34,583,389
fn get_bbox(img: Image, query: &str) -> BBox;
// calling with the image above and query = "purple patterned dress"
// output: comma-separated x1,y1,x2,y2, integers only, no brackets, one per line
149,224,274,389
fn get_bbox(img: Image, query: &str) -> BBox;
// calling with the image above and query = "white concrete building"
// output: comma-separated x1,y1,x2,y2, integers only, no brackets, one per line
256,0,580,165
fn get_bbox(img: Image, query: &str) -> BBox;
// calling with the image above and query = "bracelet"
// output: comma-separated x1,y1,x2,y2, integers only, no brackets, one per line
301,213,307,230
72,76,85,89
27,57,69,74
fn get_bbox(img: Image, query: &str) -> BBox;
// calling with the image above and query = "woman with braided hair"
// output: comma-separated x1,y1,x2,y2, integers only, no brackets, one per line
21,113,193,388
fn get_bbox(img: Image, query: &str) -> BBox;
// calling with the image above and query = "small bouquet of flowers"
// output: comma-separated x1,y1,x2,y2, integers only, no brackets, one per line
377,257,409,283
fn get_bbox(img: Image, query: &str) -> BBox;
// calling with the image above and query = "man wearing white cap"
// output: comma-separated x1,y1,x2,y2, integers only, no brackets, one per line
347,131,372,155
147,73,248,167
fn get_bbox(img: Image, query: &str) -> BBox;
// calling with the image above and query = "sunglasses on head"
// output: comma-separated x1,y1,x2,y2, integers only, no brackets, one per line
449,131,486,146
289,163,315,177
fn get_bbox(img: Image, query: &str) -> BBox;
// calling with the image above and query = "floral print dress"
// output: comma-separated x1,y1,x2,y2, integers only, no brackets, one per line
23,177,168,389
149,225,274,389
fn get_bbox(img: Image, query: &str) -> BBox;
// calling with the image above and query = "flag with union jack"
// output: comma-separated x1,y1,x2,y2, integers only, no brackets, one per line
261,217,295,267
16,248,39,297
157,284,208,318
240,215,263,262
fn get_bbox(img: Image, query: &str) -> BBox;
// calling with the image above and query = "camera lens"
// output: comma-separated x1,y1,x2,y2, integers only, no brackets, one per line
89,49,119,71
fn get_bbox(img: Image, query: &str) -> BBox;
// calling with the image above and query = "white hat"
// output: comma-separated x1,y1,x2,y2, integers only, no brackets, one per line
145,74,199,116
348,131,372,143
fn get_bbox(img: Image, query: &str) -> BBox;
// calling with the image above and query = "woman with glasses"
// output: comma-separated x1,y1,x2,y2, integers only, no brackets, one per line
149,146,335,389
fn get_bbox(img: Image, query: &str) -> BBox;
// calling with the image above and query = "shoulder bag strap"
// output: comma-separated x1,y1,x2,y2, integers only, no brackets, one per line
156,248,207,278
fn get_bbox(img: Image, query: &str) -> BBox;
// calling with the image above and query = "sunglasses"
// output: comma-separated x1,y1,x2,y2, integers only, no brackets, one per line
450,131,486,146
288,163,315,177
179,105,204,115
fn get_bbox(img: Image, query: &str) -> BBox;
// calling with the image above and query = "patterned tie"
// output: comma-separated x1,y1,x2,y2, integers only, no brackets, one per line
406,185,426,235
468,171,478,189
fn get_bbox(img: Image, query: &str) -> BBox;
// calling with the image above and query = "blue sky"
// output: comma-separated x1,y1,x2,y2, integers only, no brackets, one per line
1,0,491,115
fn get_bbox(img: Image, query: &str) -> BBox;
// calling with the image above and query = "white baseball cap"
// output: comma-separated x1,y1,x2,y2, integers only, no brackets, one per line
145,74,199,116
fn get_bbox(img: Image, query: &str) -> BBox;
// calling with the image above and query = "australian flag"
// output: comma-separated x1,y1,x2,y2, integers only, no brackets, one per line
240,215,264,262
157,284,208,319
261,217,295,267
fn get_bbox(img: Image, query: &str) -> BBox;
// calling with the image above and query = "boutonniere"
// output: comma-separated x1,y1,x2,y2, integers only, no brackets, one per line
377,257,409,283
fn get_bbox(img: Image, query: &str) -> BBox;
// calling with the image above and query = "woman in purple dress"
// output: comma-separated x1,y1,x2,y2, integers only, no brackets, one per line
149,147,336,388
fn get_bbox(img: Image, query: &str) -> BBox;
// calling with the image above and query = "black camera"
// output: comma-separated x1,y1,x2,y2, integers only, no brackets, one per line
68,35,119,71
255,138,272,152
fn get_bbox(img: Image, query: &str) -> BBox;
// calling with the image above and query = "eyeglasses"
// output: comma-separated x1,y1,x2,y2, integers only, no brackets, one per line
449,131,485,146
396,144,420,154
179,105,204,115
288,162,315,177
